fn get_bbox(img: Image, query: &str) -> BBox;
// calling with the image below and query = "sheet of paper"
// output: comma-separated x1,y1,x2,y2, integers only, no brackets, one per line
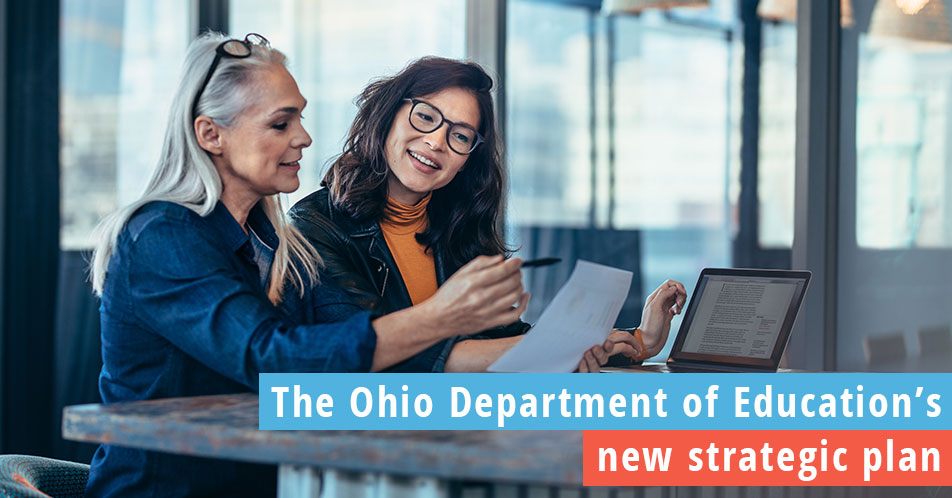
488,260,633,373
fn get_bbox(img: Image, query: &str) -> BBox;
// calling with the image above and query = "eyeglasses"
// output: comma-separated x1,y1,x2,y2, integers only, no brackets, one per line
403,98,484,155
191,33,270,118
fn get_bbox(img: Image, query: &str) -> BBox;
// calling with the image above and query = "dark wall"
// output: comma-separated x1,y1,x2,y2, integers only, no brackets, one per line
53,251,103,462
1,0,61,457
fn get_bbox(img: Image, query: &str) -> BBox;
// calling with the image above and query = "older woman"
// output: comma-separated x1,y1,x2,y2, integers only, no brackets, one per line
290,57,686,373
86,34,576,497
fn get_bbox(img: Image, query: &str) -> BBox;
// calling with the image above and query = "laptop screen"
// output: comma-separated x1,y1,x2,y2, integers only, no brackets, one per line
668,269,811,370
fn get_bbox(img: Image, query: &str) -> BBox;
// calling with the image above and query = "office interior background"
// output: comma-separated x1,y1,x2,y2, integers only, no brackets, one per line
2,0,952,463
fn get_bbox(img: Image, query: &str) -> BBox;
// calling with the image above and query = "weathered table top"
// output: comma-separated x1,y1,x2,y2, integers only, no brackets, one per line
62,393,584,486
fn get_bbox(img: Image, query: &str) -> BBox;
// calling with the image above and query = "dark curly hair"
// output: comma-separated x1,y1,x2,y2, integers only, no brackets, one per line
322,56,509,269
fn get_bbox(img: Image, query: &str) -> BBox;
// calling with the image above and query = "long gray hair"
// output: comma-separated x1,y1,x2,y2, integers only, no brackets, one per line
91,32,321,304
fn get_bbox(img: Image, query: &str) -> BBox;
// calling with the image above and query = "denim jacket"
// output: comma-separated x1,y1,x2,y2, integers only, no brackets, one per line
87,200,381,497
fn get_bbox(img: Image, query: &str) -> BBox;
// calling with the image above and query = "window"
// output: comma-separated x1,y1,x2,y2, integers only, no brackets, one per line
60,0,190,248
611,17,739,234
836,0,952,371
506,0,746,358
506,2,592,228
855,34,952,249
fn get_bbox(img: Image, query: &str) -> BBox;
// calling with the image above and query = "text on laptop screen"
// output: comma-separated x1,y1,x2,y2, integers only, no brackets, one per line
680,275,805,359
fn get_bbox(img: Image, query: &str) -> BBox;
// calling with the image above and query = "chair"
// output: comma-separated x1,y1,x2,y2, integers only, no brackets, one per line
0,455,88,498
917,324,952,356
862,332,907,364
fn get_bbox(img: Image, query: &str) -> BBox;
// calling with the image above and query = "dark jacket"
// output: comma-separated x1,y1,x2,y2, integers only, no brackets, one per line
289,188,530,364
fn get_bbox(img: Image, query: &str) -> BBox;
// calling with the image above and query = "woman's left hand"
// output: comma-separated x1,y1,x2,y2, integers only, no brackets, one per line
637,279,687,357
575,330,644,373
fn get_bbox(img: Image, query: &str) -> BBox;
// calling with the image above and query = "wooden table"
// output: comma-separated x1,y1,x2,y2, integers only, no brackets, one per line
62,393,589,498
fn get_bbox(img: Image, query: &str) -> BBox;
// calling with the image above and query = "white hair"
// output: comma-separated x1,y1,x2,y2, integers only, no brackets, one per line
91,32,321,304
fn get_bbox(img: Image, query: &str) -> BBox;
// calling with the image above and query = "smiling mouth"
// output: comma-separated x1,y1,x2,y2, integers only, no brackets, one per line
409,150,440,170
279,161,300,167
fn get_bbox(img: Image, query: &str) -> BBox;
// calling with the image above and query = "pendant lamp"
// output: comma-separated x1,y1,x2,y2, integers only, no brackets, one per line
602,0,710,14
756,0,855,28
868,0,951,45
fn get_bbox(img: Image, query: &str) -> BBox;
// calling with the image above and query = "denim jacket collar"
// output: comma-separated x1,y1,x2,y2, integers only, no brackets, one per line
208,200,279,255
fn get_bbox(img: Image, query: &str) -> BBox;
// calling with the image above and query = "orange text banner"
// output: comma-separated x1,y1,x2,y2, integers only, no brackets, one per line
583,430,951,486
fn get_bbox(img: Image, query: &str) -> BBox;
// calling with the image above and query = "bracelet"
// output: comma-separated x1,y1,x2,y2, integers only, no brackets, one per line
632,327,648,360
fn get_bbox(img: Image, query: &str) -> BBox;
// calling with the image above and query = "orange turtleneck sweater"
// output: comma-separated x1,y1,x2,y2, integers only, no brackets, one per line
380,194,438,305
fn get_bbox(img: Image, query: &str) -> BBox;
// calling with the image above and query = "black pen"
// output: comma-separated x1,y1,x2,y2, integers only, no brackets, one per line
520,257,561,268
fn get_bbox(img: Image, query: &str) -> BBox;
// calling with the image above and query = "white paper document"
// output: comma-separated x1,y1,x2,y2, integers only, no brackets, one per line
488,260,633,373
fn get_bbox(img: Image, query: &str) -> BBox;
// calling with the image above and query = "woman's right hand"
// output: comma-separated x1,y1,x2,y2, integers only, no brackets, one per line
421,255,530,337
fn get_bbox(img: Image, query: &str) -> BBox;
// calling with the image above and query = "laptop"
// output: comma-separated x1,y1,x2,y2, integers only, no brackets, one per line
617,268,811,373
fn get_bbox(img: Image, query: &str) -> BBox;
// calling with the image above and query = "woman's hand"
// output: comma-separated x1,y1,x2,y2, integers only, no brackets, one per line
637,279,687,356
420,255,530,338
605,328,648,361
576,330,643,373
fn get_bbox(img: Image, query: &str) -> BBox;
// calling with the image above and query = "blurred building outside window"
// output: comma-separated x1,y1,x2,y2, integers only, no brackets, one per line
856,32,952,249
61,0,189,249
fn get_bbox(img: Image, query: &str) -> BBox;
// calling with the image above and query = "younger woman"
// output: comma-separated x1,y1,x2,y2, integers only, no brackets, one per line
290,57,685,373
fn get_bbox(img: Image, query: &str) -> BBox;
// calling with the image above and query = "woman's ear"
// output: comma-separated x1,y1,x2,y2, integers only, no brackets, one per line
194,116,223,155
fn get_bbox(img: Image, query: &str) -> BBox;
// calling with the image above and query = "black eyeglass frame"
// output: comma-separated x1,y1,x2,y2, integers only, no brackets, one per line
191,33,270,118
403,98,485,155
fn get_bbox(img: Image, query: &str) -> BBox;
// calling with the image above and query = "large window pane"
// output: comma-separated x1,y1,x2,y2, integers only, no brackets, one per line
837,0,952,371
612,19,735,232
506,2,592,228
230,0,466,207
855,33,952,249
60,0,189,248
611,15,741,311
507,1,743,359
